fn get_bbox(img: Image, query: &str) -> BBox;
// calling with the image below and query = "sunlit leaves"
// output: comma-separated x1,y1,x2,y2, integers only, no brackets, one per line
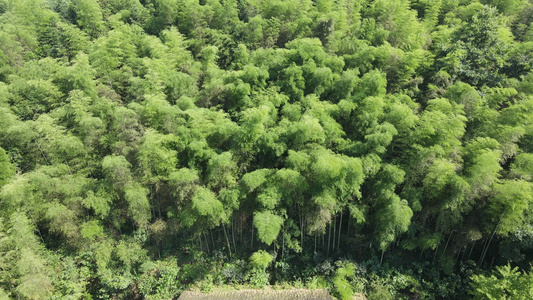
184,187,226,228
249,250,272,270
253,210,283,245
0,0,532,297
470,264,533,299
137,129,178,183
0,148,14,187
102,155,132,190
70,0,105,37
124,183,150,228
490,181,533,237
441,6,513,87
333,262,356,300
206,152,237,190
463,137,502,199
376,197,413,251
240,169,271,193
511,153,533,181
8,212,53,299
45,202,80,243
411,98,467,153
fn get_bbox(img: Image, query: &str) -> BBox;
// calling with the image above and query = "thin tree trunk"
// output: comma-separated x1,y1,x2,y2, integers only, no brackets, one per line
240,210,243,242
210,229,215,251
149,185,155,220
478,237,490,265
223,224,232,257
455,246,462,264
332,215,337,253
480,220,500,266
232,218,237,255
199,233,203,252
204,232,210,253
433,229,444,262
380,249,385,266
468,240,475,259
36,143,49,164
28,210,44,244
282,225,285,260
441,231,453,258
346,214,351,239
314,235,317,255
327,222,331,256
299,205,304,255
157,194,162,219
337,212,343,251
432,242,440,262
251,225,254,249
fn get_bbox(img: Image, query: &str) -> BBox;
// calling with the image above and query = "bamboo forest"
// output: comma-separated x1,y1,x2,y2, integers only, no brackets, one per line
0,0,532,299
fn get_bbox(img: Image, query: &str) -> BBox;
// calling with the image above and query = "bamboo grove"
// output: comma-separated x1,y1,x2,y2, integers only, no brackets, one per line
0,0,532,299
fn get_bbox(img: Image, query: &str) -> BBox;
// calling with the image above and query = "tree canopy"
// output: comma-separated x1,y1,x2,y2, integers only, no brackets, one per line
0,0,532,298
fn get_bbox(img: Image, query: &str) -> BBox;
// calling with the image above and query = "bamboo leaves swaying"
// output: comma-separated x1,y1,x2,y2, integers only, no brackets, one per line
0,0,532,298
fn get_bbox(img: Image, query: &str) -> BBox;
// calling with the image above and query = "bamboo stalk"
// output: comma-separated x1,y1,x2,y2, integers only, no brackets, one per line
232,217,237,254
222,224,232,257
337,212,343,251
441,231,453,258
327,222,331,257
332,215,337,253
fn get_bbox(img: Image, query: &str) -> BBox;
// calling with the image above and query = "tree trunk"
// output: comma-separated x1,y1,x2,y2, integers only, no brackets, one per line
223,224,232,257
210,229,215,251
204,232,210,253
337,212,343,251
28,210,44,244
346,214,351,239
282,226,285,260
327,222,331,256
468,240,475,259
441,231,453,258
433,229,444,262
332,215,337,253
299,204,304,255
480,220,500,266
232,218,237,255
199,234,203,252
250,225,254,249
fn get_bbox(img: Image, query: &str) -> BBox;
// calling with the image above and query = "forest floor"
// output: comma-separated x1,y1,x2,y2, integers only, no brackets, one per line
178,287,344,300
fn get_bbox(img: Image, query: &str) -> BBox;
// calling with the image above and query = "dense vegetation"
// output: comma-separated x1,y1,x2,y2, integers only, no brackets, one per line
0,0,532,299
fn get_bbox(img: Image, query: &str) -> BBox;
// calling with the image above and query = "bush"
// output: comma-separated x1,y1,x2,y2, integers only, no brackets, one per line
332,262,356,300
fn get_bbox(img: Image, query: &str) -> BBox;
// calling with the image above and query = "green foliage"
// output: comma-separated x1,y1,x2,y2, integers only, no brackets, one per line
490,180,533,236
253,211,283,245
376,197,413,251
138,259,181,300
124,183,151,228
249,250,272,271
332,262,356,300
69,0,104,37
0,0,531,298
470,264,533,299
440,6,513,87
184,187,226,228
0,148,14,187
102,155,133,190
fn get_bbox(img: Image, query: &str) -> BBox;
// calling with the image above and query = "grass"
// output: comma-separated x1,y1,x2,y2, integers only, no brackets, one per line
178,287,333,300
